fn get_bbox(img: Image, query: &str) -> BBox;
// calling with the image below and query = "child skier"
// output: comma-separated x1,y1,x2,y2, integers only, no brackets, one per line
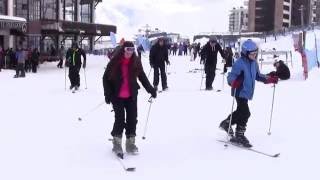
219,39,278,148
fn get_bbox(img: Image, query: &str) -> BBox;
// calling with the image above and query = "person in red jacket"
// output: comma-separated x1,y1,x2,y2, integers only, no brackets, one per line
103,41,157,158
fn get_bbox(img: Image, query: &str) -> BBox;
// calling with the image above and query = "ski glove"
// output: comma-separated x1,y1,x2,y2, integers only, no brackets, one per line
83,63,86,69
265,76,278,84
105,96,111,104
231,79,242,89
150,88,157,98
166,61,170,65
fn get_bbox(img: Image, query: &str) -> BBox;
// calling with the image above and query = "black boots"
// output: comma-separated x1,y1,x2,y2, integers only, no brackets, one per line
230,126,252,148
219,119,234,137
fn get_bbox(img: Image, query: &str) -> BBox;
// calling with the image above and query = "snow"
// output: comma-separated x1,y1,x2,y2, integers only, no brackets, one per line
1,34,320,180
0,15,26,22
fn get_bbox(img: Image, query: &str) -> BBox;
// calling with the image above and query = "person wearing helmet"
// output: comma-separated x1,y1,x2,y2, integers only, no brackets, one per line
65,42,86,91
200,36,225,90
219,39,279,148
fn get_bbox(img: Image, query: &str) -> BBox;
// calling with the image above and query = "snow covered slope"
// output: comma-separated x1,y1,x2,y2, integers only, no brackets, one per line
1,37,319,179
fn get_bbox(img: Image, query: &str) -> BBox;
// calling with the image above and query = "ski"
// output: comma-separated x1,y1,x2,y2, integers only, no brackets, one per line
217,139,280,158
108,138,136,172
114,153,136,172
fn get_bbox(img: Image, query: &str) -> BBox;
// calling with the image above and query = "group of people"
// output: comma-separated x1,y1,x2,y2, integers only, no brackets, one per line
101,37,292,157
0,46,40,76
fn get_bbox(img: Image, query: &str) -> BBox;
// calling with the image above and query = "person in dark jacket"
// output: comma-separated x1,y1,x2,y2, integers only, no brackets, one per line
149,38,170,91
31,48,40,73
219,39,279,148
223,47,234,73
200,36,225,90
65,42,86,91
267,60,290,80
57,45,66,68
103,41,157,157
137,44,144,59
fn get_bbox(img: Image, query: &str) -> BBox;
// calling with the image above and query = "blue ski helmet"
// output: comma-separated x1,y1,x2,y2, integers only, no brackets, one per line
241,39,258,56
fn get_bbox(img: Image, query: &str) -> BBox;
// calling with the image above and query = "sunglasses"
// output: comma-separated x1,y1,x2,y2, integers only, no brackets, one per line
249,51,258,56
124,47,135,52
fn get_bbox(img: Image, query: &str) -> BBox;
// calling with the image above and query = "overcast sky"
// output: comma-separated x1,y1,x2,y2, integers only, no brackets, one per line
95,0,246,40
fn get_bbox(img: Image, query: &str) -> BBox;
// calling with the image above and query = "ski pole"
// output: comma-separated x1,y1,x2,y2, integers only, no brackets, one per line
83,68,88,89
147,67,152,79
64,64,67,91
142,97,153,140
225,88,237,147
268,84,276,135
199,65,205,90
217,72,225,92
78,101,105,121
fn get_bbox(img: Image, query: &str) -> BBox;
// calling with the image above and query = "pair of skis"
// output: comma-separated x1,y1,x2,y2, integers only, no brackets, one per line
114,153,136,172
217,139,280,158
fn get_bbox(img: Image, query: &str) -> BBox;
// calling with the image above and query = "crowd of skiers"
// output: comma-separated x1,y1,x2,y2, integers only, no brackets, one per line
101,37,292,156
1,36,291,157
0,46,40,77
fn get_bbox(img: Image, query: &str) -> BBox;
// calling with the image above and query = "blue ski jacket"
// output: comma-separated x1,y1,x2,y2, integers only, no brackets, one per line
227,56,267,100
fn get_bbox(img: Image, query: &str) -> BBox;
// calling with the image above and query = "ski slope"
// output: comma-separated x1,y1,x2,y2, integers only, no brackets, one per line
1,39,320,180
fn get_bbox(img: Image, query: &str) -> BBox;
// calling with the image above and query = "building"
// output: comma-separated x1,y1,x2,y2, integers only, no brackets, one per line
229,6,248,33
291,0,312,27
248,0,320,32
248,0,292,32
0,0,116,53
0,0,27,49
313,0,320,23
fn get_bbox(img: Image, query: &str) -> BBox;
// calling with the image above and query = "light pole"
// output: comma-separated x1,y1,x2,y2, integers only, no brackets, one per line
299,4,305,27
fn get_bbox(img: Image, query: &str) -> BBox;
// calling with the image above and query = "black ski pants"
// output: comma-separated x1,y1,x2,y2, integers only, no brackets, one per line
153,64,167,89
225,97,251,132
16,63,25,77
111,97,138,138
205,64,216,88
69,66,81,87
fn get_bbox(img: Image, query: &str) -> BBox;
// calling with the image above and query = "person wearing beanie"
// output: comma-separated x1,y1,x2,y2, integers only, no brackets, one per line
219,39,279,148
267,60,290,80
200,36,225,90
103,41,157,158
149,37,170,91
65,42,86,91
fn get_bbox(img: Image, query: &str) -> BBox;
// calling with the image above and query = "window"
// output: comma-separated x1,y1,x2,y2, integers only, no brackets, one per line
29,0,40,20
283,5,290,11
283,14,289,19
41,0,56,20
283,22,289,27
64,0,75,21
28,36,41,50
0,0,7,15
16,0,28,19
80,3,91,23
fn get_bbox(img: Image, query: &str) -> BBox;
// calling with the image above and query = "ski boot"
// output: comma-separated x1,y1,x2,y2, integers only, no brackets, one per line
112,136,124,158
69,85,74,90
74,86,79,91
219,119,234,137
230,126,252,148
126,136,138,154
162,86,169,91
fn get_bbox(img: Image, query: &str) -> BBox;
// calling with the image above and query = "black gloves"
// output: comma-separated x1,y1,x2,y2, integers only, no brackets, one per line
151,88,157,98
166,61,170,65
83,63,86,69
105,96,111,104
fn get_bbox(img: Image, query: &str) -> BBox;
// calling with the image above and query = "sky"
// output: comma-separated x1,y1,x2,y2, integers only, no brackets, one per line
95,0,247,41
